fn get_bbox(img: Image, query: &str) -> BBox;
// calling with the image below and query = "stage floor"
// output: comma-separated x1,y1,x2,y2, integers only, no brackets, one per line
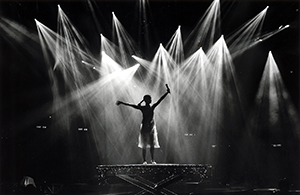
1,164,299,194
96,163,213,195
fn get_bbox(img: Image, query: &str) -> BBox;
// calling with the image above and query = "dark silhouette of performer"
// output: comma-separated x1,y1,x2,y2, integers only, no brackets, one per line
116,84,171,164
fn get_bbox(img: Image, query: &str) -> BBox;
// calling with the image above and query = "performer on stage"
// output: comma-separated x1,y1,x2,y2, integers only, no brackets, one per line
116,84,171,164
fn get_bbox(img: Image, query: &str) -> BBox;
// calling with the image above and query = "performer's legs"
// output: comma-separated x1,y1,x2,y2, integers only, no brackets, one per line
150,145,156,164
150,133,156,164
142,147,146,163
141,133,147,164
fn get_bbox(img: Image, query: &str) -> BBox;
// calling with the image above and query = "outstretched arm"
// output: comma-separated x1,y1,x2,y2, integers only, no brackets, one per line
116,100,140,109
153,84,171,108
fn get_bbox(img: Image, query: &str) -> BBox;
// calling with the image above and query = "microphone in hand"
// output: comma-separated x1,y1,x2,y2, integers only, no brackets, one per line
166,84,171,94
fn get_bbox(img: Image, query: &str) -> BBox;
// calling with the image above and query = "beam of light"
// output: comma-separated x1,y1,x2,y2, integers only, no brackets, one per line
184,0,221,54
56,5,93,71
36,19,98,73
132,55,151,67
249,52,300,134
177,47,210,99
0,17,41,59
36,19,98,71
203,35,245,162
254,25,289,42
48,63,142,164
36,7,102,148
100,33,125,66
245,51,300,185
143,43,175,88
172,47,214,163
230,25,290,59
166,25,184,65
131,54,153,81
0,17,60,131
227,6,268,58
36,19,66,69
101,51,124,75
112,13,140,67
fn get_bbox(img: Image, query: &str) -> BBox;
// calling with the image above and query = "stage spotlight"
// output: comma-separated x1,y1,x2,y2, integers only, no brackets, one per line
34,19,40,25
262,6,269,12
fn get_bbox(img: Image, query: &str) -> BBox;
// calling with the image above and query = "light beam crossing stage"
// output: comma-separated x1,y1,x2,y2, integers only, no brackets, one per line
96,164,213,195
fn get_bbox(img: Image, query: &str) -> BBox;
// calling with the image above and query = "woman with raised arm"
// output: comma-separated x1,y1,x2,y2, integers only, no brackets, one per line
116,84,171,164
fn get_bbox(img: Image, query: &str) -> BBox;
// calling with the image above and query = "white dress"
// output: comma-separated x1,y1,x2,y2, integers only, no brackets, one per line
138,122,160,148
